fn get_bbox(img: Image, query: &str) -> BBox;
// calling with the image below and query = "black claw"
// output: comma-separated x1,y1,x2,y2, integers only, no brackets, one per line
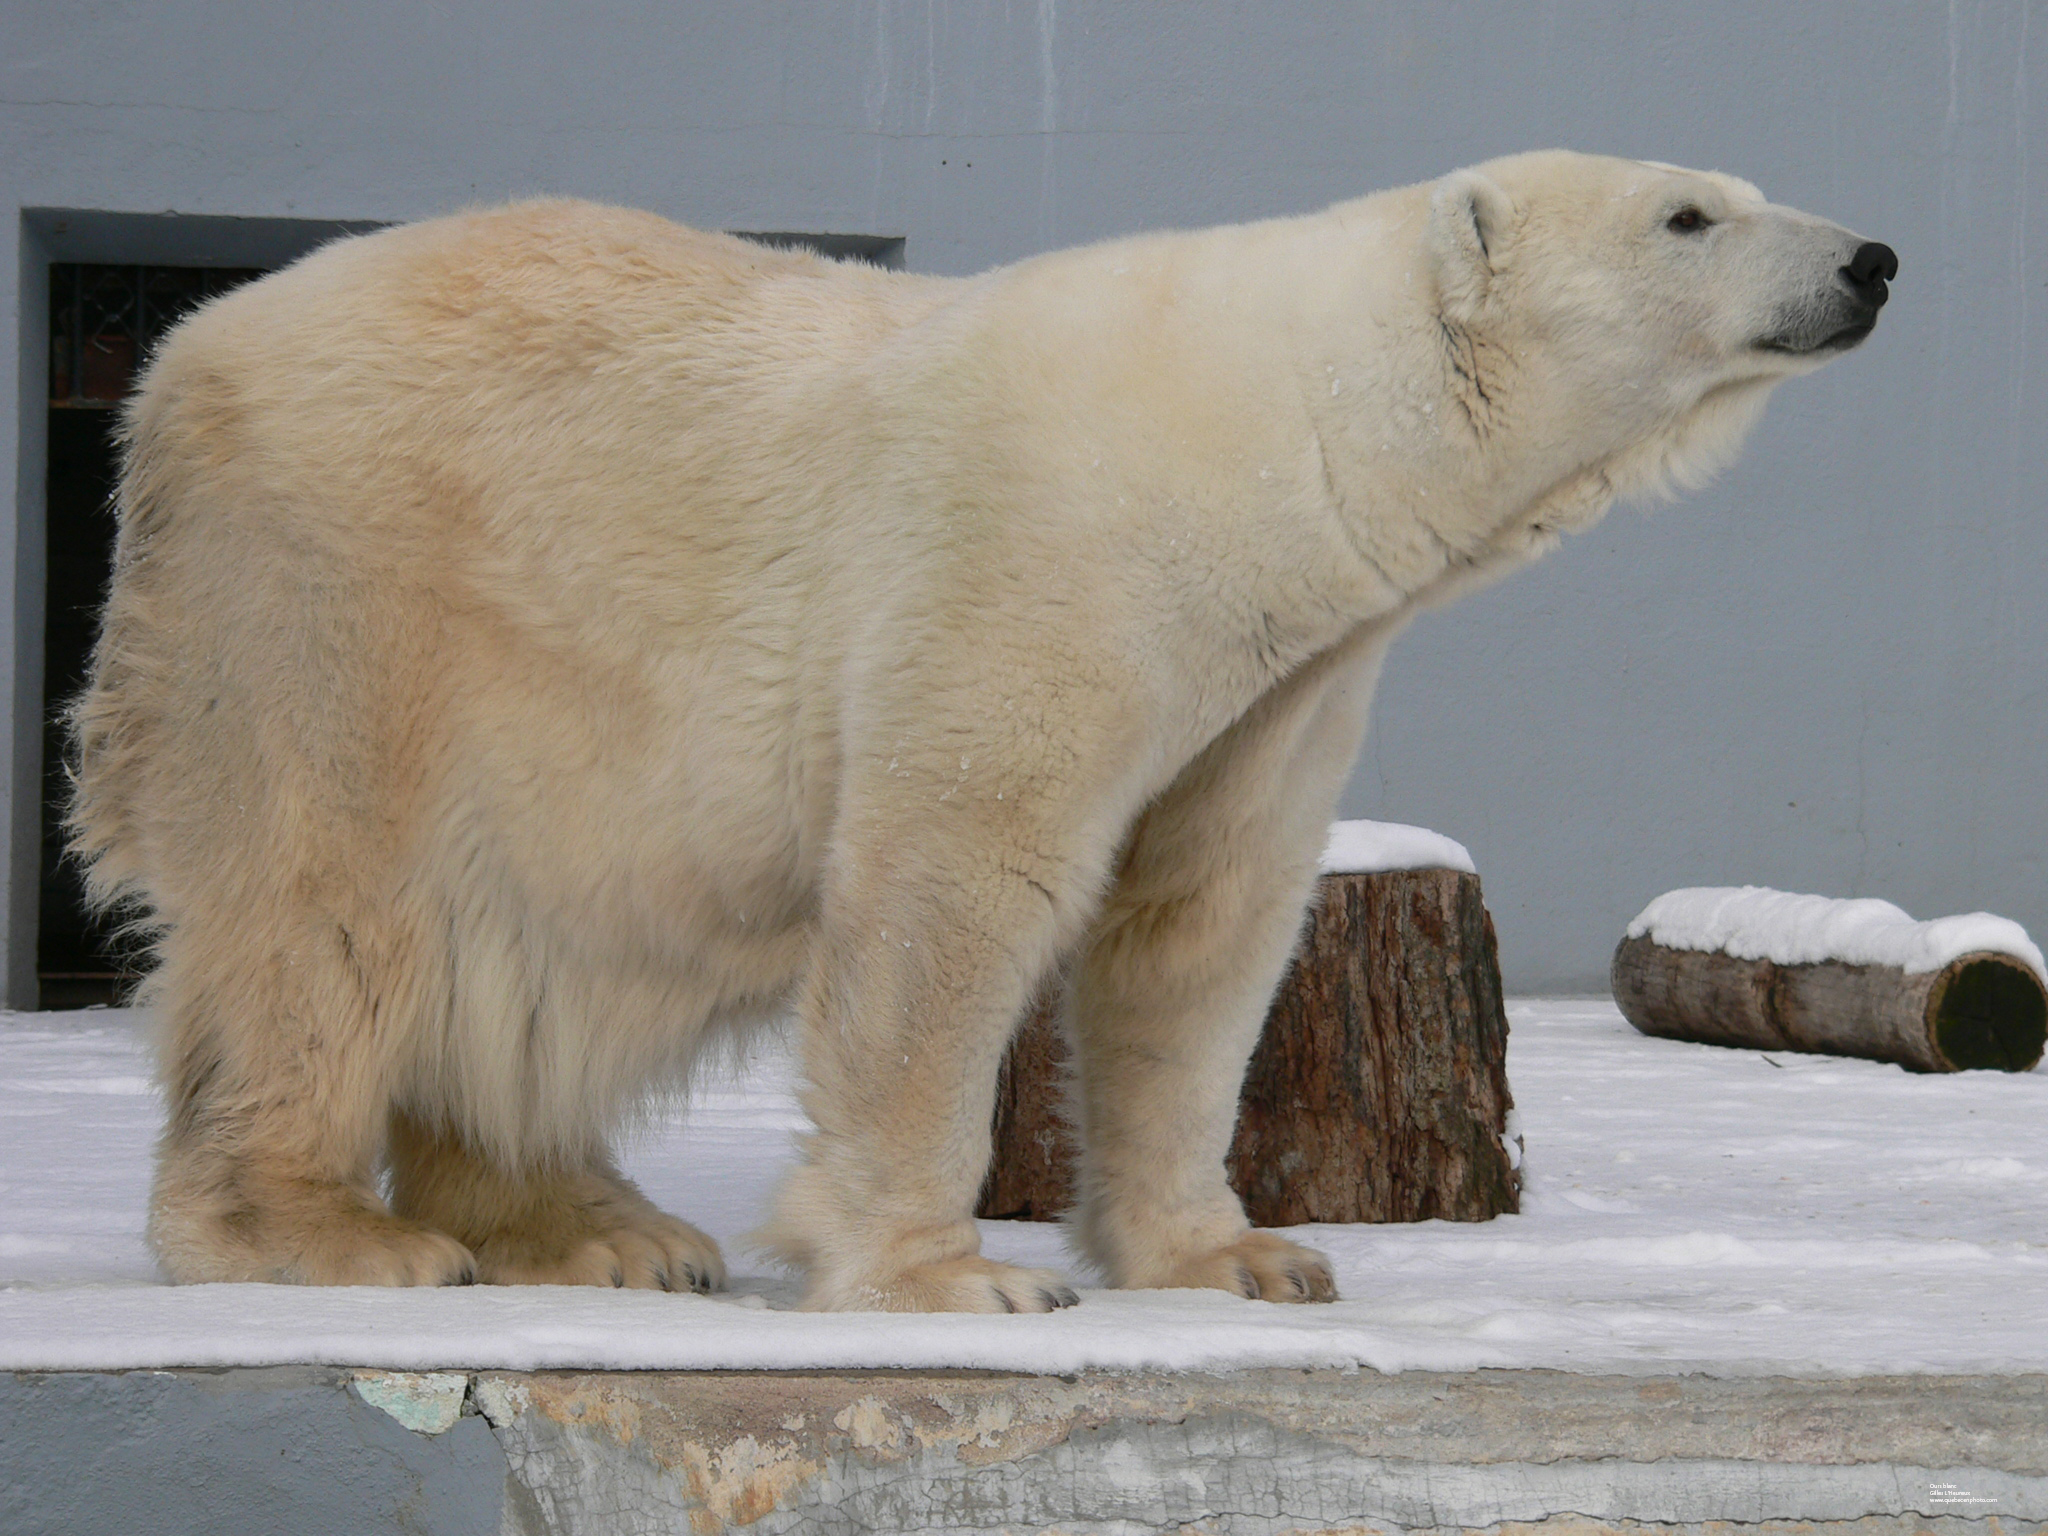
449,1264,478,1287
1043,1285,1080,1310
996,1288,1018,1314
654,1267,674,1293
678,1264,701,1293
1291,1271,1308,1298
1234,1265,1258,1299
608,1266,625,1288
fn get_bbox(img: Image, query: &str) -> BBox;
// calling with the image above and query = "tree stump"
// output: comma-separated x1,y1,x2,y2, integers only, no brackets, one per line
978,868,1521,1225
1612,936,2048,1073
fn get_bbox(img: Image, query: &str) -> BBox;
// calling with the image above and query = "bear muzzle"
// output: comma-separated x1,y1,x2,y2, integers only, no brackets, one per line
1757,238,1898,357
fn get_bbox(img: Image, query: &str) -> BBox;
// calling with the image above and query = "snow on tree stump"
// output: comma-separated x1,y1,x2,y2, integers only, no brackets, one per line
979,830,1521,1226
1612,887,2048,1074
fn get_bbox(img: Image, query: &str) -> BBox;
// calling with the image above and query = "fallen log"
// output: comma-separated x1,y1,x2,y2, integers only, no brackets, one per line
980,834,1521,1226
1611,887,2048,1074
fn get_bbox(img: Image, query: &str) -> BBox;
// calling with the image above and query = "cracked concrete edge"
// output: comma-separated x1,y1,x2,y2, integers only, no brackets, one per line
350,1368,470,1434
10,1367,2045,1536
1231,1526,2038,1535
464,1368,2048,1536
465,1367,2048,1476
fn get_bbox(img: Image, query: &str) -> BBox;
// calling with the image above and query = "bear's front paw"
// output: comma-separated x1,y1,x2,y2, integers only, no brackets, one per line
804,1255,1080,1313
1160,1231,1338,1303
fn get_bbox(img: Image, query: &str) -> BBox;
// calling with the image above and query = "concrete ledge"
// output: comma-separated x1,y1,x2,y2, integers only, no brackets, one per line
5,1366,2043,1535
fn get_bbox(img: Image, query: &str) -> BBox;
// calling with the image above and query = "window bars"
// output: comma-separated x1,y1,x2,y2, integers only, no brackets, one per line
48,264,265,407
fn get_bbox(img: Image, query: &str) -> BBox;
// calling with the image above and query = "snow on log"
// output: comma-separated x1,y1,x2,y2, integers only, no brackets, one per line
980,824,1519,1225
1317,819,1476,877
1612,887,2048,1073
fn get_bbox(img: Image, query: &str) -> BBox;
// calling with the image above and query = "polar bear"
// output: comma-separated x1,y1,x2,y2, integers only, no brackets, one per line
72,152,1892,1310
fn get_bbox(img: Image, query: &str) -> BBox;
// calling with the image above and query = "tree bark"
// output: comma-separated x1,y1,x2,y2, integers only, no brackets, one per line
978,868,1522,1225
1611,935,2048,1074
976,979,1075,1223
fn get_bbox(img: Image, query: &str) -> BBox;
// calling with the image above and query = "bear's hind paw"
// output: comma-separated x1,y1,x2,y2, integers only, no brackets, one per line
473,1209,726,1292
1157,1231,1338,1304
805,1255,1080,1313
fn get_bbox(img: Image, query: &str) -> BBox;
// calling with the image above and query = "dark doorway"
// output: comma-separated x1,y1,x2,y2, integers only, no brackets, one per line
729,231,907,269
41,263,266,1008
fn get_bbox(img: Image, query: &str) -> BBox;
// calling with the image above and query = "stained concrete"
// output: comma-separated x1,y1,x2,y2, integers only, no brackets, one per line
471,1368,2048,1535
5,1365,2043,1534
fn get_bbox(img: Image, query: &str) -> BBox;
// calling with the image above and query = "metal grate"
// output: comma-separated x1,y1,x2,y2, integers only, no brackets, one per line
49,263,265,407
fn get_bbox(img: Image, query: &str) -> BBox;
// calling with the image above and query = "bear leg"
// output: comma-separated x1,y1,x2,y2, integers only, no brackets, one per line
387,1111,724,1291
762,747,1114,1313
147,949,477,1286
1065,635,1382,1301
149,1137,477,1287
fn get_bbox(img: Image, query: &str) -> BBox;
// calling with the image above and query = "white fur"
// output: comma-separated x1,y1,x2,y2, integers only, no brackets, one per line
70,152,1882,1309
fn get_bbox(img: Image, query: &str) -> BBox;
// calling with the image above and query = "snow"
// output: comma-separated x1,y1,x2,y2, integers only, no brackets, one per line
2,1001,2044,1377
1627,886,2047,981
1319,819,1476,875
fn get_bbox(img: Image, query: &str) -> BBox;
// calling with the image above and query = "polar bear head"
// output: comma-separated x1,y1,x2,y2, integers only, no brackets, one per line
1423,151,1894,507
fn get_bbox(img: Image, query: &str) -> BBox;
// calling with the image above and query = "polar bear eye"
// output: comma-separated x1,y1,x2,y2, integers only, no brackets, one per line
1667,206,1711,234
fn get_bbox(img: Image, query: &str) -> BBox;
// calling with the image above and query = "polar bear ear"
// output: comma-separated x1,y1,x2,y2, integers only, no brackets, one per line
1427,169,1516,324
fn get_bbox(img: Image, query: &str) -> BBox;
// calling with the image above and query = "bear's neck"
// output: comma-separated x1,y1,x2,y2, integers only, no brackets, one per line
1194,196,1627,609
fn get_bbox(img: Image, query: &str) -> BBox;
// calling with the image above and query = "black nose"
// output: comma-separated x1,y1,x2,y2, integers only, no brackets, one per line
1843,241,1899,305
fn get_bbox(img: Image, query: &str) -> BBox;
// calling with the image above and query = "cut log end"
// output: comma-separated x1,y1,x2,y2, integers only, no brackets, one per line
1613,933,2048,1074
1928,954,2048,1073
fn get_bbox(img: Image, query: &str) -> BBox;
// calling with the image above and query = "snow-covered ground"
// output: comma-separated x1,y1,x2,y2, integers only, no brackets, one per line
1,1000,2042,1377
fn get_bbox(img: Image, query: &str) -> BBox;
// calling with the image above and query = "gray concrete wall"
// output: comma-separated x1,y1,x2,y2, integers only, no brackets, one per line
1,2,2039,994
0,1368,506,1536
